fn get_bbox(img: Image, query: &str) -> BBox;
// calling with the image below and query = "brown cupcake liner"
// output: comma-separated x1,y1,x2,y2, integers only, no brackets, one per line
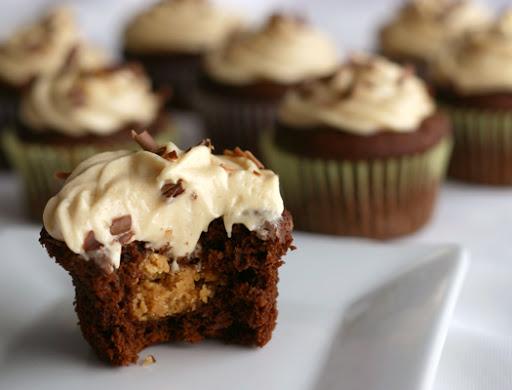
191,88,277,157
2,124,176,220
261,131,453,238
442,105,512,185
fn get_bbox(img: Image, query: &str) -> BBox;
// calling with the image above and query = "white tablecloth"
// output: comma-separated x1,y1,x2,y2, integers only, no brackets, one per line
1,1,511,388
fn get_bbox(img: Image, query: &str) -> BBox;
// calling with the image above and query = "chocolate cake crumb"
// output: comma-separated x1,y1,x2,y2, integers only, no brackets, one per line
253,170,261,176
191,193,198,200
141,355,156,366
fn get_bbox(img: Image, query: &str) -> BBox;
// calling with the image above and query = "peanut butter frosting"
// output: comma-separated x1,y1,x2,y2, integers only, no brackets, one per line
43,141,284,269
278,54,435,135
0,7,107,87
204,14,339,85
124,0,244,54
432,11,512,94
379,0,490,61
20,64,162,137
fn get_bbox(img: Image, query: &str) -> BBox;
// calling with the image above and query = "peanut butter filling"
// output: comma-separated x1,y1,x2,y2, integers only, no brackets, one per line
133,253,222,320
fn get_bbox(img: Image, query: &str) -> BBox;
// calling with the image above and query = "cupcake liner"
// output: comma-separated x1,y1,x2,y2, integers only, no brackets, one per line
442,105,512,185
192,88,277,157
261,132,452,238
2,124,176,220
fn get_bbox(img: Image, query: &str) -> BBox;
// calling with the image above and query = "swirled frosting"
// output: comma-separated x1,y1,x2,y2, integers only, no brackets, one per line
278,54,435,135
204,14,339,85
43,142,284,269
379,0,490,61
20,64,162,137
432,11,512,94
124,0,243,54
0,7,107,87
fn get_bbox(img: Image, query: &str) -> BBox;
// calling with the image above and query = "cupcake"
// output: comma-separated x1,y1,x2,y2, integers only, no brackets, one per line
123,0,243,108
0,7,106,126
378,0,490,79
193,14,339,155
262,54,452,238
2,63,176,220
40,135,294,365
431,12,512,185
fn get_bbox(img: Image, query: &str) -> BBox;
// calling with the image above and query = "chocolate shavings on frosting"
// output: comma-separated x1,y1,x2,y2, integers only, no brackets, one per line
54,171,71,180
110,215,132,236
161,179,185,199
223,147,265,169
83,231,103,252
131,130,159,152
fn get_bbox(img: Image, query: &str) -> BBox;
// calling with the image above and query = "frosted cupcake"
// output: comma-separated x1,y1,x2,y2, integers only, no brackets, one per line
378,0,490,79
0,7,106,126
431,11,512,185
193,14,339,155
262,54,452,238
2,63,176,219
123,0,243,108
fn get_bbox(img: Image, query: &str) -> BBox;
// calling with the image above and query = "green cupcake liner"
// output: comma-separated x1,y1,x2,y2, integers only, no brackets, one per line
2,124,177,220
261,132,452,238
441,105,512,185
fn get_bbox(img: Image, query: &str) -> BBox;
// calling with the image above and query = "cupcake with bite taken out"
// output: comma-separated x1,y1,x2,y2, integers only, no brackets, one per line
123,0,244,108
193,13,339,155
431,11,512,185
378,0,490,79
2,62,176,220
40,133,293,365
262,54,452,238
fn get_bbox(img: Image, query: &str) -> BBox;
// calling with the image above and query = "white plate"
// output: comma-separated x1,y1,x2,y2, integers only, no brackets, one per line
0,227,467,390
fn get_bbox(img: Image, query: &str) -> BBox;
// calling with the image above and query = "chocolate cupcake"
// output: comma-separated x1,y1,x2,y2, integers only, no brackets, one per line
123,0,243,108
40,137,293,365
378,0,489,79
2,63,176,220
262,54,452,238
431,12,512,185
193,14,339,155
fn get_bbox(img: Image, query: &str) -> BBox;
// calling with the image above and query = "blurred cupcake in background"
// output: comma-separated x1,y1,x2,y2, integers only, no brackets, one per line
431,11,512,185
378,0,490,79
262,54,452,238
123,0,244,109
193,14,339,156
0,7,106,126
2,62,176,219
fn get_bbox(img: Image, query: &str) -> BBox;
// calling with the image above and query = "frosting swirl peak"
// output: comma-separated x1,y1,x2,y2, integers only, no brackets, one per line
204,14,339,85
278,54,435,135
20,64,162,137
379,0,490,61
0,7,106,87
432,11,512,94
124,0,244,54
